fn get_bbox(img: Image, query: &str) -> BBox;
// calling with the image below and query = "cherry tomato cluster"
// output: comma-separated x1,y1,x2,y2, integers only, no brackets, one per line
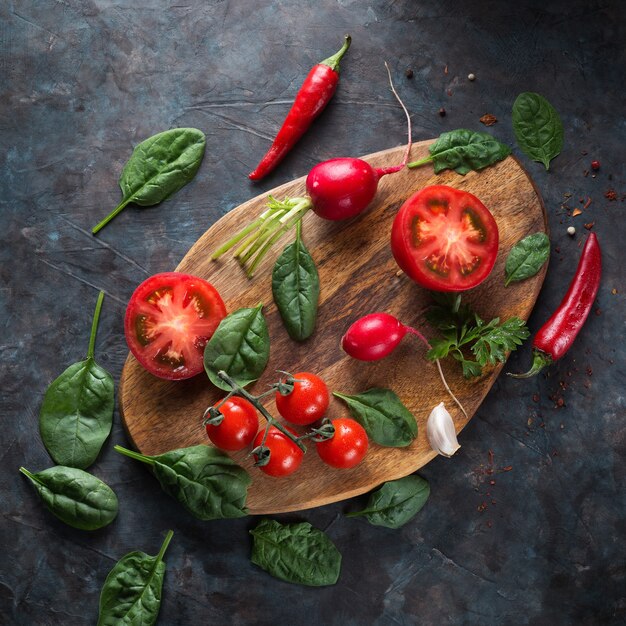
204,371,368,477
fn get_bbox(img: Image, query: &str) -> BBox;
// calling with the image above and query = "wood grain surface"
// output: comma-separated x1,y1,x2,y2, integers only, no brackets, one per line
119,139,548,515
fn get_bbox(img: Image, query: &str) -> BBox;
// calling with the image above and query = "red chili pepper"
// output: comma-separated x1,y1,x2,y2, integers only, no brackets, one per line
511,233,602,378
248,35,351,181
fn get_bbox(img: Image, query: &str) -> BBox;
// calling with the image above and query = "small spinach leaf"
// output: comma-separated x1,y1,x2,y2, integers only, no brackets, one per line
333,388,417,447
115,445,251,520
505,232,550,286
39,291,114,469
272,223,319,341
203,305,270,391
19,465,118,530
250,519,341,586
512,92,563,170
92,128,206,234
408,129,511,175
346,475,430,528
97,530,173,626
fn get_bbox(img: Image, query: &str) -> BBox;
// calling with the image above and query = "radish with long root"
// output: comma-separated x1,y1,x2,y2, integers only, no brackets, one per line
211,63,412,277
341,312,468,419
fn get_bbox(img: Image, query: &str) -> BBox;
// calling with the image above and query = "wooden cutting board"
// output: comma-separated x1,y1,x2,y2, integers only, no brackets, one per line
119,139,548,515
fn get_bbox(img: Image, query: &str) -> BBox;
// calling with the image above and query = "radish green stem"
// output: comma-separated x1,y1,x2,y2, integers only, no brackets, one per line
384,60,412,168
407,155,433,169
211,216,265,259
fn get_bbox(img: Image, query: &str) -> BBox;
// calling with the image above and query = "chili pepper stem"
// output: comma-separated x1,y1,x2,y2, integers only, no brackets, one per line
508,350,552,379
214,370,307,452
320,35,351,72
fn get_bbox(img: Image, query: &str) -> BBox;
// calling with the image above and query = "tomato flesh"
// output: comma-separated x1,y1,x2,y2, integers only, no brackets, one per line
391,185,499,292
125,272,227,380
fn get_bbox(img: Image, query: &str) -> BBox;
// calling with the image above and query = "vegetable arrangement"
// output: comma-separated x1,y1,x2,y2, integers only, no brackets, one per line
18,31,606,620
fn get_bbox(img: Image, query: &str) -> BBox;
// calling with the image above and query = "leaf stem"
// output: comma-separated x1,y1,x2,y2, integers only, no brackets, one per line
407,155,433,169
92,197,132,235
19,466,38,482
87,291,105,359
114,445,155,466
156,529,174,563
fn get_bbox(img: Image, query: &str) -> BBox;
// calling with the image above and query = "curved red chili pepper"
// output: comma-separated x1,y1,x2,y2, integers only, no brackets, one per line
511,232,602,378
248,35,351,181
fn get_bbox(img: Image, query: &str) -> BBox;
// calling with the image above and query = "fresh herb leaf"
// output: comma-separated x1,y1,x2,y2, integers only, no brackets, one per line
408,129,511,175
346,475,430,528
92,128,206,234
250,519,341,586
203,304,270,391
97,530,173,626
115,444,251,520
39,291,114,469
333,388,417,447
512,93,563,170
19,465,118,530
426,295,529,378
272,222,319,341
505,232,550,286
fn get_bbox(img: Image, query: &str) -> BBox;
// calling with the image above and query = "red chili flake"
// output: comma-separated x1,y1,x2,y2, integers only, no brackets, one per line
527,417,534,427
447,89,453,96
587,367,593,376
491,499,497,505
489,480,496,486
584,222,595,230
488,449,494,466
595,307,602,315
591,160,600,171
583,197,592,209
556,398,565,408
487,520,493,528
552,450,559,456
604,189,617,201
532,394,540,402
444,65,448,75
478,502,487,512
480,113,497,126
502,466,513,472
572,208,582,217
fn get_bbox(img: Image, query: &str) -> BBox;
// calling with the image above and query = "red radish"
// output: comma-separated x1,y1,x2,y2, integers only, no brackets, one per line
341,312,467,418
341,313,408,360
211,63,412,276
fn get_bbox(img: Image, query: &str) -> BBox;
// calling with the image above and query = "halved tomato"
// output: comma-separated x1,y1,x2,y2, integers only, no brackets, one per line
391,185,499,292
125,272,227,380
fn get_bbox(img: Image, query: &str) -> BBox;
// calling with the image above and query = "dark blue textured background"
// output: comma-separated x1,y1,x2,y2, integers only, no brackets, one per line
1,1,625,624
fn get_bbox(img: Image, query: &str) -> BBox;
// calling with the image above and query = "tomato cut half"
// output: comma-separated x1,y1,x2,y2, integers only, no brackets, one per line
125,272,227,380
391,185,499,292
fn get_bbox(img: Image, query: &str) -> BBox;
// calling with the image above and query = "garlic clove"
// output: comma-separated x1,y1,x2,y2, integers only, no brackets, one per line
426,402,461,457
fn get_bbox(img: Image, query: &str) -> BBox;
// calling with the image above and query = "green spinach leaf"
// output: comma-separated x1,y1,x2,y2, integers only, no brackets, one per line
115,445,251,520
39,291,114,469
19,465,118,530
505,232,550,286
203,304,270,391
250,519,341,586
272,222,319,341
512,92,563,170
346,475,430,528
92,128,206,234
408,129,511,175
333,388,417,447
97,530,173,626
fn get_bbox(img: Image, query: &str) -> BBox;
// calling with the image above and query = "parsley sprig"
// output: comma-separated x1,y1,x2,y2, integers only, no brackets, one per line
426,294,530,378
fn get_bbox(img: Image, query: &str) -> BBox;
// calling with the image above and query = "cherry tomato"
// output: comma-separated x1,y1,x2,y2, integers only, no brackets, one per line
391,185,499,292
205,397,259,451
125,272,227,380
275,372,330,426
316,418,368,469
253,426,303,477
